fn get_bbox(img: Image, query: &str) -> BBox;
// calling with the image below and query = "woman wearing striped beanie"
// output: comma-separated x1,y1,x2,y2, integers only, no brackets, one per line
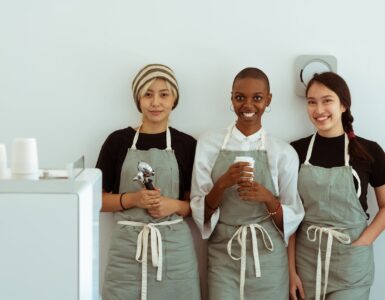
97,64,201,300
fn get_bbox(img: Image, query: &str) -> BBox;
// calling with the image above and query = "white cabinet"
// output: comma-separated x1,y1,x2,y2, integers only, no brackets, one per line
0,169,101,300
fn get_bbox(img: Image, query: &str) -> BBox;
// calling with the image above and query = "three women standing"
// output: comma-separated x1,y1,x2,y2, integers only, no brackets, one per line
191,67,304,300
289,72,385,300
96,64,384,300
97,64,200,300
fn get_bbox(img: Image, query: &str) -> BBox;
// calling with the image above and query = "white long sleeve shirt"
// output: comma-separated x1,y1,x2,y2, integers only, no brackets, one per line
190,125,305,245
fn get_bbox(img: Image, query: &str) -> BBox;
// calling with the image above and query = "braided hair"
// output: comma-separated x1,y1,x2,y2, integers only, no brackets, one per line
306,72,373,162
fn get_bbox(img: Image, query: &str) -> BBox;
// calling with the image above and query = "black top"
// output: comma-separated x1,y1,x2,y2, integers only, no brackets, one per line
291,133,385,215
96,126,197,200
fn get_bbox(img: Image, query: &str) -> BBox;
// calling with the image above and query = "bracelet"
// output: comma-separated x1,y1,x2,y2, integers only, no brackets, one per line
268,202,281,216
119,192,128,210
205,200,218,211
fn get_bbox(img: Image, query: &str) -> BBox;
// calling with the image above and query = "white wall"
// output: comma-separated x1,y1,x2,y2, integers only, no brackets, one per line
1,0,384,298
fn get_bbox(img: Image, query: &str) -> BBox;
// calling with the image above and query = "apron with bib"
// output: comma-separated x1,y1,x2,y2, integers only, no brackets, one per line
208,126,289,300
102,127,200,300
297,133,374,300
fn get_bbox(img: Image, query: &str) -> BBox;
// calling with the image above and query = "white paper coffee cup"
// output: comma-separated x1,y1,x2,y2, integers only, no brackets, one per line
234,156,255,167
234,156,255,180
11,138,39,180
0,144,8,179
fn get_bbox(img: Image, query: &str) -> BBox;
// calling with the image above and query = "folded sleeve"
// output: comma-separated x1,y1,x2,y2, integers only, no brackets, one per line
190,131,222,239
275,142,305,245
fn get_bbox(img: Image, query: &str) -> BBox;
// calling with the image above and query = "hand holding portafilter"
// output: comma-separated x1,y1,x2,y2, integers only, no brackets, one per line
133,161,155,190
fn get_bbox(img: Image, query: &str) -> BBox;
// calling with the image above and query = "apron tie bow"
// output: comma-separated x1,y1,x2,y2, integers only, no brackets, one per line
307,225,351,300
118,218,182,300
227,224,274,300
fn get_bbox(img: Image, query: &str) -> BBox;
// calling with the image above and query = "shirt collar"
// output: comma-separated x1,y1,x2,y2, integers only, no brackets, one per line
231,124,264,142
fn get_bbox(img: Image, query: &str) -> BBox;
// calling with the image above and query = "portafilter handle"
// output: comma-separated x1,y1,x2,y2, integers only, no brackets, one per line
144,179,155,190
134,161,155,190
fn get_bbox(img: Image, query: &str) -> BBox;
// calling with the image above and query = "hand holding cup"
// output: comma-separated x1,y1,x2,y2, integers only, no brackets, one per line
234,156,255,183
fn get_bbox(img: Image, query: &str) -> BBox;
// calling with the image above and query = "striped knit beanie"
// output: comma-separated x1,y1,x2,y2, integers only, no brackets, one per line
132,64,179,112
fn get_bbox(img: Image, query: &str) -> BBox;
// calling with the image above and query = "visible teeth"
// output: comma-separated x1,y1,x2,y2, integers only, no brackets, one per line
316,116,328,121
243,112,255,118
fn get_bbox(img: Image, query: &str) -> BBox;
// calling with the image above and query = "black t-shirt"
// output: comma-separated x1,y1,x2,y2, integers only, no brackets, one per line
96,127,197,200
291,133,385,215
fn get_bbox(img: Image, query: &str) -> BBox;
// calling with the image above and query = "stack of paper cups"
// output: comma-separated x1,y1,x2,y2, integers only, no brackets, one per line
11,138,39,180
0,144,9,179
234,156,255,180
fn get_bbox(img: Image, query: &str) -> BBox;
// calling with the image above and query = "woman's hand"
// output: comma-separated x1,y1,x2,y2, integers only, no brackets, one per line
147,196,178,218
351,237,371,247
237,180,274,203
133,188,161,209
218,162,253,189
289,271,305,300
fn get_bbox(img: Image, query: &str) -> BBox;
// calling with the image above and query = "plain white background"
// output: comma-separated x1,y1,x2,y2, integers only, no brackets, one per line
1,0,384,299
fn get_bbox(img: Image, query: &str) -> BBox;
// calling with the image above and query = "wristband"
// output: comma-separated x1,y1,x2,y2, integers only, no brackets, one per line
120,192,128,210
268,202,281,216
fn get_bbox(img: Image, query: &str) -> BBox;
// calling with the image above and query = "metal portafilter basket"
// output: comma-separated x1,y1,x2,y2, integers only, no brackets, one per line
133,161,155,190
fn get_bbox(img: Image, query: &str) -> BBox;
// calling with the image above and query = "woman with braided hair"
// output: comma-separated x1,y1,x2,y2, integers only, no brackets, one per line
289,72,385,300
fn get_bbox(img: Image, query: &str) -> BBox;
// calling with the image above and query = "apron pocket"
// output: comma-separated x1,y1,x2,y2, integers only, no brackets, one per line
335,244,374,287
104,225,142,281
164,223,199,280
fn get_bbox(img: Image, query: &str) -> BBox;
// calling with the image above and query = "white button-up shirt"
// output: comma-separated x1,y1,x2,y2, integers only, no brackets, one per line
190,125,304,245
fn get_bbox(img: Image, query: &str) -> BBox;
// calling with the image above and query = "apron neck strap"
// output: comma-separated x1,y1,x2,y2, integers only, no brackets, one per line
305,132,361,198
344,134,350,167
304,133,317,165
131,125,172,151
221,124,233,150
221,123,265,151
305,133,350,166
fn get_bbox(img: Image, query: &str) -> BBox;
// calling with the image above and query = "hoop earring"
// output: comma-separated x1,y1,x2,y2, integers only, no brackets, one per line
265,106,271,113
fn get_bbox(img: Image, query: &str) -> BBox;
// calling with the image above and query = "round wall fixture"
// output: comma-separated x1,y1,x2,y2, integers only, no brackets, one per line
295,55,337,97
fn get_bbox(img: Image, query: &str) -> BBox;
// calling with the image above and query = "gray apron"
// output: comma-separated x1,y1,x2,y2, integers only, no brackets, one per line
208,126,289,300
102,127,200,300
297,133,374,300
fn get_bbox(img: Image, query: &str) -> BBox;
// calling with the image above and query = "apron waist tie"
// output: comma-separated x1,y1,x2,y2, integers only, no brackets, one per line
227,223,274,300
306,225,351,300
117,218,183,300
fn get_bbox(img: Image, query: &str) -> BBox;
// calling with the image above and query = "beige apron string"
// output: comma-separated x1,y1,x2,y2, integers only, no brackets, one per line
304,133,316,165
227,224,274,300
221,123,234,150
344,134,362,198
351,168,362,198
118,218,183,300
131,125,172,151
260,131,266,151
131,126,141,150
306,225,351,300
165,126,172,150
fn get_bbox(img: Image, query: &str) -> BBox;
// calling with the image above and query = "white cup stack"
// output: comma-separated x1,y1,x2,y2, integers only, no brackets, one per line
234,156,255,181
11,138,39,180
0,144,9,179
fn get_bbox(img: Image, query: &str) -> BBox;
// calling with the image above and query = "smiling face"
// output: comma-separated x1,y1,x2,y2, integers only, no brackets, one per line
231,77,272,135
306,82,346,137
139,78,176,129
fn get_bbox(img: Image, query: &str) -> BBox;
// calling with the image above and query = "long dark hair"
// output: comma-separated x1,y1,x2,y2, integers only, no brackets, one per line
306,72,373,162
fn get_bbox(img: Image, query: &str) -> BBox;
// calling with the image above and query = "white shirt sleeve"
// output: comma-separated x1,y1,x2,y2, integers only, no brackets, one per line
190,129,225,239
265,135,305,245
